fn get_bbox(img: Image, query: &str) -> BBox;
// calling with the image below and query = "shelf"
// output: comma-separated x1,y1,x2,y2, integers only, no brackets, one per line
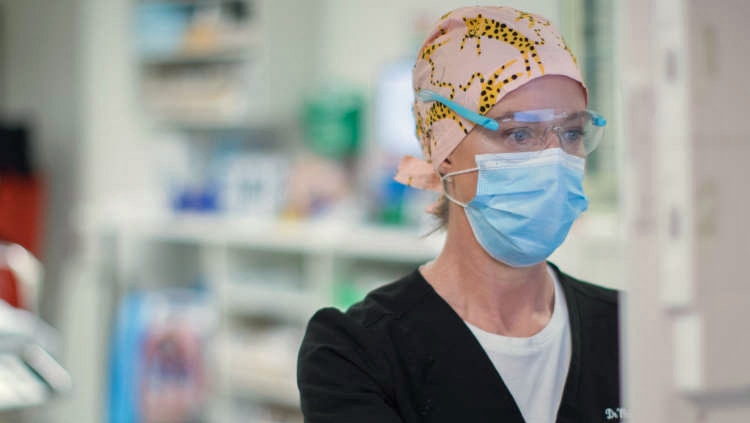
116,214,444,261
220,283,321,322
214,326,301,409
149,119,265,132
141,0,235,6
221,376,299,409
140,48,251,66
334,224,443,262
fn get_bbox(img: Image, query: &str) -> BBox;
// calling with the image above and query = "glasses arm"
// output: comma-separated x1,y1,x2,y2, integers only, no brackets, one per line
417,90,608,130
589,111,607,127
417,90,499,131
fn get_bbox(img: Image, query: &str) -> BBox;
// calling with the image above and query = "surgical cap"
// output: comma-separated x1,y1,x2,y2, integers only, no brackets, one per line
394,5,587,193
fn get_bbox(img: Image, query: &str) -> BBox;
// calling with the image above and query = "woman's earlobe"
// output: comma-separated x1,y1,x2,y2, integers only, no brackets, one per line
438,157,453,175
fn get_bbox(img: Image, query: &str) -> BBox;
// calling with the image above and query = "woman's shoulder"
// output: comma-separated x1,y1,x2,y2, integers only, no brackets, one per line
298,269,432,388
298,271,432,422
305,269,431,338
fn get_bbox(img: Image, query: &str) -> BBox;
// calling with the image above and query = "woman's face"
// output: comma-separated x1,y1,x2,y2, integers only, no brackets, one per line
441,75,587,204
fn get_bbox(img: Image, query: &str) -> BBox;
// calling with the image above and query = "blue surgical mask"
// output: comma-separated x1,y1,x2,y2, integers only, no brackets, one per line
442,148,589,267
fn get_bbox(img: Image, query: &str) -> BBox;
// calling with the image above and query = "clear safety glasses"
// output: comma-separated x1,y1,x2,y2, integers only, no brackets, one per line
418,90,607,157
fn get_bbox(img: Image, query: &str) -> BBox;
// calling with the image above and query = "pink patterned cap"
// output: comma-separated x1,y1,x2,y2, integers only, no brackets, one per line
394,6,587,193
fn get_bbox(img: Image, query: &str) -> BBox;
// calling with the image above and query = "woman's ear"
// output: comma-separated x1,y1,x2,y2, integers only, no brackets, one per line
437,156,453,176
437,156,456,196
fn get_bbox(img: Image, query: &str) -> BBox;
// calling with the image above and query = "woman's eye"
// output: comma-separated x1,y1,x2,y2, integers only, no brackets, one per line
504,128,533,144
561,128,584,143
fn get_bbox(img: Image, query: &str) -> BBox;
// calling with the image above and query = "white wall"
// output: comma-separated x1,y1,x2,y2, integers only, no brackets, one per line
78,0,156,215
622,0,750,421
687,0,750,410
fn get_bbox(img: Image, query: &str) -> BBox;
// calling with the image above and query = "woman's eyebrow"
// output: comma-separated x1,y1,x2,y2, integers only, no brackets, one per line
490,110,588,122
488,111,516,121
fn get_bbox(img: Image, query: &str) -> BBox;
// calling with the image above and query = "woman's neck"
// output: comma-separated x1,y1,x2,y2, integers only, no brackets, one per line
421,212,555,337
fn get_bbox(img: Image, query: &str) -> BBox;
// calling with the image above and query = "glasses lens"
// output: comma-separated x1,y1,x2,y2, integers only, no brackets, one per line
556,111,605,156
485,110,605,156
585,123,605,154
581,111,606,155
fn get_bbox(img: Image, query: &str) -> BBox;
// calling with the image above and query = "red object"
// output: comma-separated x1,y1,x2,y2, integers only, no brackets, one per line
0,174,44,258
0,265,22,308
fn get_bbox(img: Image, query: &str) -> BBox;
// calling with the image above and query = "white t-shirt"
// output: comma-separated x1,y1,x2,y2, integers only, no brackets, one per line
465,267,571,423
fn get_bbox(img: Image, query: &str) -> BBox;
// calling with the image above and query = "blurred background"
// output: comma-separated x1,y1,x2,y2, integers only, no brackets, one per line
0,0,748,422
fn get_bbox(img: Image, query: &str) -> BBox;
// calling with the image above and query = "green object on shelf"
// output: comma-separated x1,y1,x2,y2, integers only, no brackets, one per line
379,204,405,226
332,280,366,310
302,86,364,159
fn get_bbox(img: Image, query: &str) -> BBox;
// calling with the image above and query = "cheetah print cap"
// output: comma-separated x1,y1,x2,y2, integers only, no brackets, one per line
394,5,587,193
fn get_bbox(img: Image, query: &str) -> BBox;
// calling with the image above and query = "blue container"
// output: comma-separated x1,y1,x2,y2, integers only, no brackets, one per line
136,3,192,57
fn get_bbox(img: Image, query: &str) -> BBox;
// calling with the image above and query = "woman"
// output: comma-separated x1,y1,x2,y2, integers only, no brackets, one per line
297,6,620,423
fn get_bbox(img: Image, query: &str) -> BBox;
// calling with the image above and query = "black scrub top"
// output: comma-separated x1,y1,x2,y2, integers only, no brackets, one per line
297,262,621,423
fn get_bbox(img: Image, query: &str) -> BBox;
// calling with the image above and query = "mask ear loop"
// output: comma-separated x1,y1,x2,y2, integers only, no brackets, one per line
440,167,478,208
